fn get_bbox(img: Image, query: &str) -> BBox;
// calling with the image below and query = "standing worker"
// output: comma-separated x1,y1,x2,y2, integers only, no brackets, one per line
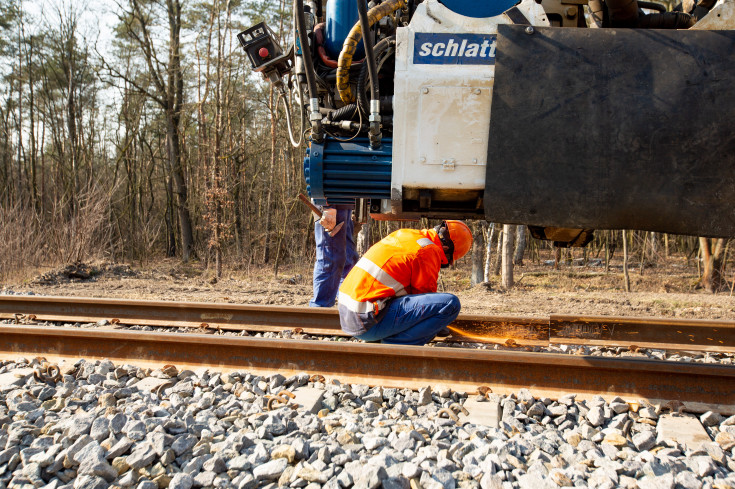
338,220,473,345
309,203,360,307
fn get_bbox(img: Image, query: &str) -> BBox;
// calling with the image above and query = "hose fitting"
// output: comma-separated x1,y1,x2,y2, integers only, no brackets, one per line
309,98,321,122
295,0,323,142
369,99,382,148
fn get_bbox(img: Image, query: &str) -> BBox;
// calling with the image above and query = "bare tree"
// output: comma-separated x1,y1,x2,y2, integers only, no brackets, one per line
501,224,516,289
470,221,485,286
513,224,526,265
623,230,631,292
357,216,372,255
483,222,496,283
699,238,727,292
494,226,503,276
107,0,195,261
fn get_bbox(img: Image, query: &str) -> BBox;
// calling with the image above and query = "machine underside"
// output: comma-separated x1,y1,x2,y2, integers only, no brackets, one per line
240,0,735,244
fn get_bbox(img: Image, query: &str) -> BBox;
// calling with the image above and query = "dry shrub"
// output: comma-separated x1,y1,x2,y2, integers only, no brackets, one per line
0,184,112,283
0,204,47,283
46,184,112,265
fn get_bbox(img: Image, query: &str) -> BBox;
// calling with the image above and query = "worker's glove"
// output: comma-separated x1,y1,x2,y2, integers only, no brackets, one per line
318,208,337,232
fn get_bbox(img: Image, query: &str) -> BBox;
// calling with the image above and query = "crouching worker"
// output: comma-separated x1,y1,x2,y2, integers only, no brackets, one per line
337,220,473,345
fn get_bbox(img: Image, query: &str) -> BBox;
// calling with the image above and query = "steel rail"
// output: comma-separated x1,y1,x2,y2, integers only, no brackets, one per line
2,296,735,351
1,325,734,414
0,295,343,334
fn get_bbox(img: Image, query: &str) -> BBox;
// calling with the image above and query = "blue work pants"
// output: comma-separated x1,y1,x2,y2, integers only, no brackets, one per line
356,293,460,345
309,208,359,307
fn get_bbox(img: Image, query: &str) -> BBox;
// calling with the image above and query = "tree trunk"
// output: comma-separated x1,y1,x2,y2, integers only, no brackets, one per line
167,0,194,262
700,237,727,293
167,112,194,261
623,230,631,292
639,231,647,276
650,232,658,260
27,36,38,212
494,226,503,276
262,86,277,264
16,17,23,207
357,215,372,255
483,222,495,283
501,224,516,289
165,176,176,257
471,221,485,286
66,34,78,217
513,224,526,265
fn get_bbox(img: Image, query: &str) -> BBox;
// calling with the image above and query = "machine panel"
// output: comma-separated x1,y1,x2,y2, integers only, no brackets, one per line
392,0,548,196
486,25,735,238
418,86,490,169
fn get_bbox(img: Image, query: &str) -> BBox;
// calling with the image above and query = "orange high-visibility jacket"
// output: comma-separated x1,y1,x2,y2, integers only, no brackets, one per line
337,228,447,336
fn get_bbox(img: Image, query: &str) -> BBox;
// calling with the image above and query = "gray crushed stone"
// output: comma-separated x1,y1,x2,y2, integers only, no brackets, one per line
0,357,734,489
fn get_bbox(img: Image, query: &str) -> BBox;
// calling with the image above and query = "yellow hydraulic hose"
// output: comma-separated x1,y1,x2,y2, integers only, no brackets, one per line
337,0,406,104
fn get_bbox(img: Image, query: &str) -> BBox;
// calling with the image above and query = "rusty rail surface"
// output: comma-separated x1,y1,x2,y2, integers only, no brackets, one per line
2,296,735,351
1,325,734,414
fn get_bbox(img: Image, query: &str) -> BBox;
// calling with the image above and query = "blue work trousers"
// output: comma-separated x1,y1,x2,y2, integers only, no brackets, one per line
356,293,460,345
309,208,359,307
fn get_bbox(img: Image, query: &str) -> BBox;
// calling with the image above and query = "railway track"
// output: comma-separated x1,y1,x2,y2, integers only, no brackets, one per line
1,295,735,414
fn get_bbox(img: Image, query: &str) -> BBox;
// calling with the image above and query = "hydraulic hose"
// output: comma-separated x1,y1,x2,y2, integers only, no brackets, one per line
606,0,640,27
356,0,382,148
294,0,323,142
637,1,666,12
336,0,405,104
357,36,395,120
637,11,695,27
358,0,379,105
606,0,693,28
587,0,606,26
328,103,358,121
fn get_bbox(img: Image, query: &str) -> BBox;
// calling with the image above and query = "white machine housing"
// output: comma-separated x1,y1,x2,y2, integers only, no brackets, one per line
389,0,549,211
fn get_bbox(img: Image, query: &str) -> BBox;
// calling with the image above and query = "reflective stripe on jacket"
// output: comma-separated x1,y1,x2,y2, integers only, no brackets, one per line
337,228,446,335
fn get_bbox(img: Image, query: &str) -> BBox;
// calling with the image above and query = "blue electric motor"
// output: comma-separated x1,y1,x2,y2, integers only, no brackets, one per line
325,0,365,60
439,0,518,18
304,138,392,206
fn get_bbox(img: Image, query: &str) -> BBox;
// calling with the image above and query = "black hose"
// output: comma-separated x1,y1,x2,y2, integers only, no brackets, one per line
637,11,695,27
606,0,640,26
357,36,395,119
357,0,379,104
328,104,359,122
294,0,322,140
638,1,666,12
357,0,382,147
607,0,693,27
587,0,607,26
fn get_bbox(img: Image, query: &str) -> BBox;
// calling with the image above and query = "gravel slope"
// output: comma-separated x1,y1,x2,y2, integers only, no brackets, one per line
2,357,735,489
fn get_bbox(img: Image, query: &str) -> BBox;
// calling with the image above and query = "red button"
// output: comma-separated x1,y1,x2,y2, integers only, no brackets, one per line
258,47,270,58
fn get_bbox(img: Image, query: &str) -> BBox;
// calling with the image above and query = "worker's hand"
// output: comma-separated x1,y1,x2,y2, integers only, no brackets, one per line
318,208,337,232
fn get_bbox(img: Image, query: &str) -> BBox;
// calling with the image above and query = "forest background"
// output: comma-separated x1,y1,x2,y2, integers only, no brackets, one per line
0,0,731,298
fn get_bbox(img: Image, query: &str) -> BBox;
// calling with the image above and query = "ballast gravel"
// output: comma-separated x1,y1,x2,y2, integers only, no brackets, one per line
1,358,735,489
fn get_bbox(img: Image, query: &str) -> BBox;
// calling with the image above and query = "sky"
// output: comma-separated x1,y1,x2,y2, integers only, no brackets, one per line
21,0,119,56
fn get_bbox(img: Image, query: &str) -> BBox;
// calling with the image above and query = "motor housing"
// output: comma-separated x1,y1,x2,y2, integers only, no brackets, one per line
304,138,392,206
